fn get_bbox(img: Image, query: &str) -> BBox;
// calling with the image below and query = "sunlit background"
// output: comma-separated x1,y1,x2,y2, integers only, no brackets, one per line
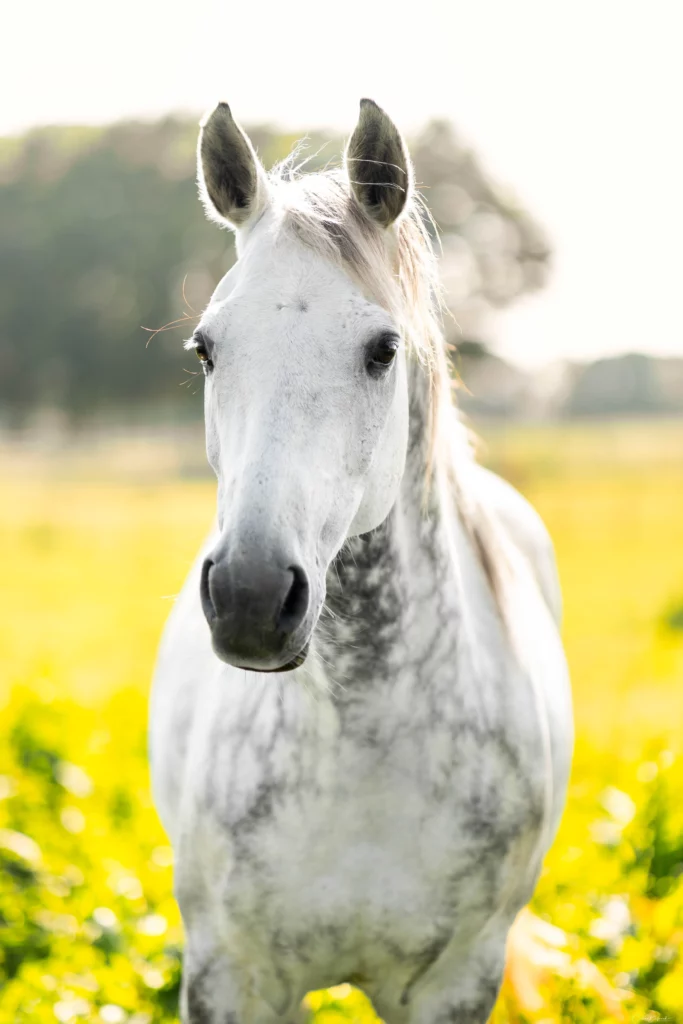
1,2,682,1022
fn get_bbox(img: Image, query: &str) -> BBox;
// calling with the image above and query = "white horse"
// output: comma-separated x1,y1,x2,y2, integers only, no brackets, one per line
150,99,573,1024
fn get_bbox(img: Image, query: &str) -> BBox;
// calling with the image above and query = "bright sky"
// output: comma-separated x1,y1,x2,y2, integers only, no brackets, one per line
4,0,682,369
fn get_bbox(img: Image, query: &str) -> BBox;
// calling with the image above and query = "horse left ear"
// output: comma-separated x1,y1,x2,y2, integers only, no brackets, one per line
198,102,269,229
345,99,412,228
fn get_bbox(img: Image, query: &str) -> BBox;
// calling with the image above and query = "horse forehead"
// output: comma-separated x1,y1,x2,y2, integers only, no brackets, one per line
210,268,378,344
250,249,358,309
206,230,389,348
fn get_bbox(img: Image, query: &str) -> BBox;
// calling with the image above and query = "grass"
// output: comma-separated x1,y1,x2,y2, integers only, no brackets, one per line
1,420,682,1022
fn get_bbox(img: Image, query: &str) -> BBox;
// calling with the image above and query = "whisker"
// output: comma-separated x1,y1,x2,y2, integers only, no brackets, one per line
142,312,201,348
181,273,198,314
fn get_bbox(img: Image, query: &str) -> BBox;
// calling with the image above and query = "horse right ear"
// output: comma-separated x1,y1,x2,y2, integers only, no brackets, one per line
345,99,411,228
198,102,270,229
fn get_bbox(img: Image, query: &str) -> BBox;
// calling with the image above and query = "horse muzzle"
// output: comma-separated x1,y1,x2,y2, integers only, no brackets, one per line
200,549,313,672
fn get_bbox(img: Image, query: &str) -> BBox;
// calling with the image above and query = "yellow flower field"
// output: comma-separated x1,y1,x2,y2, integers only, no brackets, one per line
1,420,682,1023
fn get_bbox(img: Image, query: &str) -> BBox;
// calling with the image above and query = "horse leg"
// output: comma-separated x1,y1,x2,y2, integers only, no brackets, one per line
180,943,296,1024
180,947,241,1024
396,934,508,1024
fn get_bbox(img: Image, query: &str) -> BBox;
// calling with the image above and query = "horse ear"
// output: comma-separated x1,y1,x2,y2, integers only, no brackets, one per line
345,99,412,228
198,102,269,228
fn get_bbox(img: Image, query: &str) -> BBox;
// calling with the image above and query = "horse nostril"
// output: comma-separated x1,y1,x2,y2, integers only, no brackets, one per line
200,557,216,624
277,565,310,632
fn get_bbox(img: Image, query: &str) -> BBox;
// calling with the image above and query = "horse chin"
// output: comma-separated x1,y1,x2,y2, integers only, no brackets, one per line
215,641,311,674
244,644,310,674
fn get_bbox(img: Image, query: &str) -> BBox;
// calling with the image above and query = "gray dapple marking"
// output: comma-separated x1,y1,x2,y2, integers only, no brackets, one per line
150,99,573,1024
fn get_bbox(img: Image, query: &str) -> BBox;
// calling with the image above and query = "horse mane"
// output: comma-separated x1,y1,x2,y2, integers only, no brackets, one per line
262,157,506,614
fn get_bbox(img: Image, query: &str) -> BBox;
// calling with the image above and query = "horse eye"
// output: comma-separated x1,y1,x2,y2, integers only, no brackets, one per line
367,334,400,376
195,344,213,373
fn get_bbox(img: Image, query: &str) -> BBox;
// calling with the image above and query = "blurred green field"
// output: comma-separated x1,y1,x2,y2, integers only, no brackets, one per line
1,421,683,1023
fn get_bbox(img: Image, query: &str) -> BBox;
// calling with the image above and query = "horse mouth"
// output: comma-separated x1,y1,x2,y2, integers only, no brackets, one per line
235,643,310,674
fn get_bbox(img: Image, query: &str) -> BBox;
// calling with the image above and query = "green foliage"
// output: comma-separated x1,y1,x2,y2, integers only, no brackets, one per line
662,599,683,634
0,689,182,1023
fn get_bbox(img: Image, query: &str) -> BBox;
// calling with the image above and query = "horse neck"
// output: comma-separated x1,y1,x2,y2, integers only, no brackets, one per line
316,359,460,685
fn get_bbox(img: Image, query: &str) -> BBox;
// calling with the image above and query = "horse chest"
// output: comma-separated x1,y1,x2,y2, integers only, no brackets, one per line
186,680,545,980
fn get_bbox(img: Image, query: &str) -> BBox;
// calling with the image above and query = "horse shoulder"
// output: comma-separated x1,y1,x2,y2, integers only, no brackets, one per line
471,463,563,626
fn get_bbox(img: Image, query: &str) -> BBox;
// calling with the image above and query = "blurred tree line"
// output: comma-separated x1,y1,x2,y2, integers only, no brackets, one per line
0,116,549,424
